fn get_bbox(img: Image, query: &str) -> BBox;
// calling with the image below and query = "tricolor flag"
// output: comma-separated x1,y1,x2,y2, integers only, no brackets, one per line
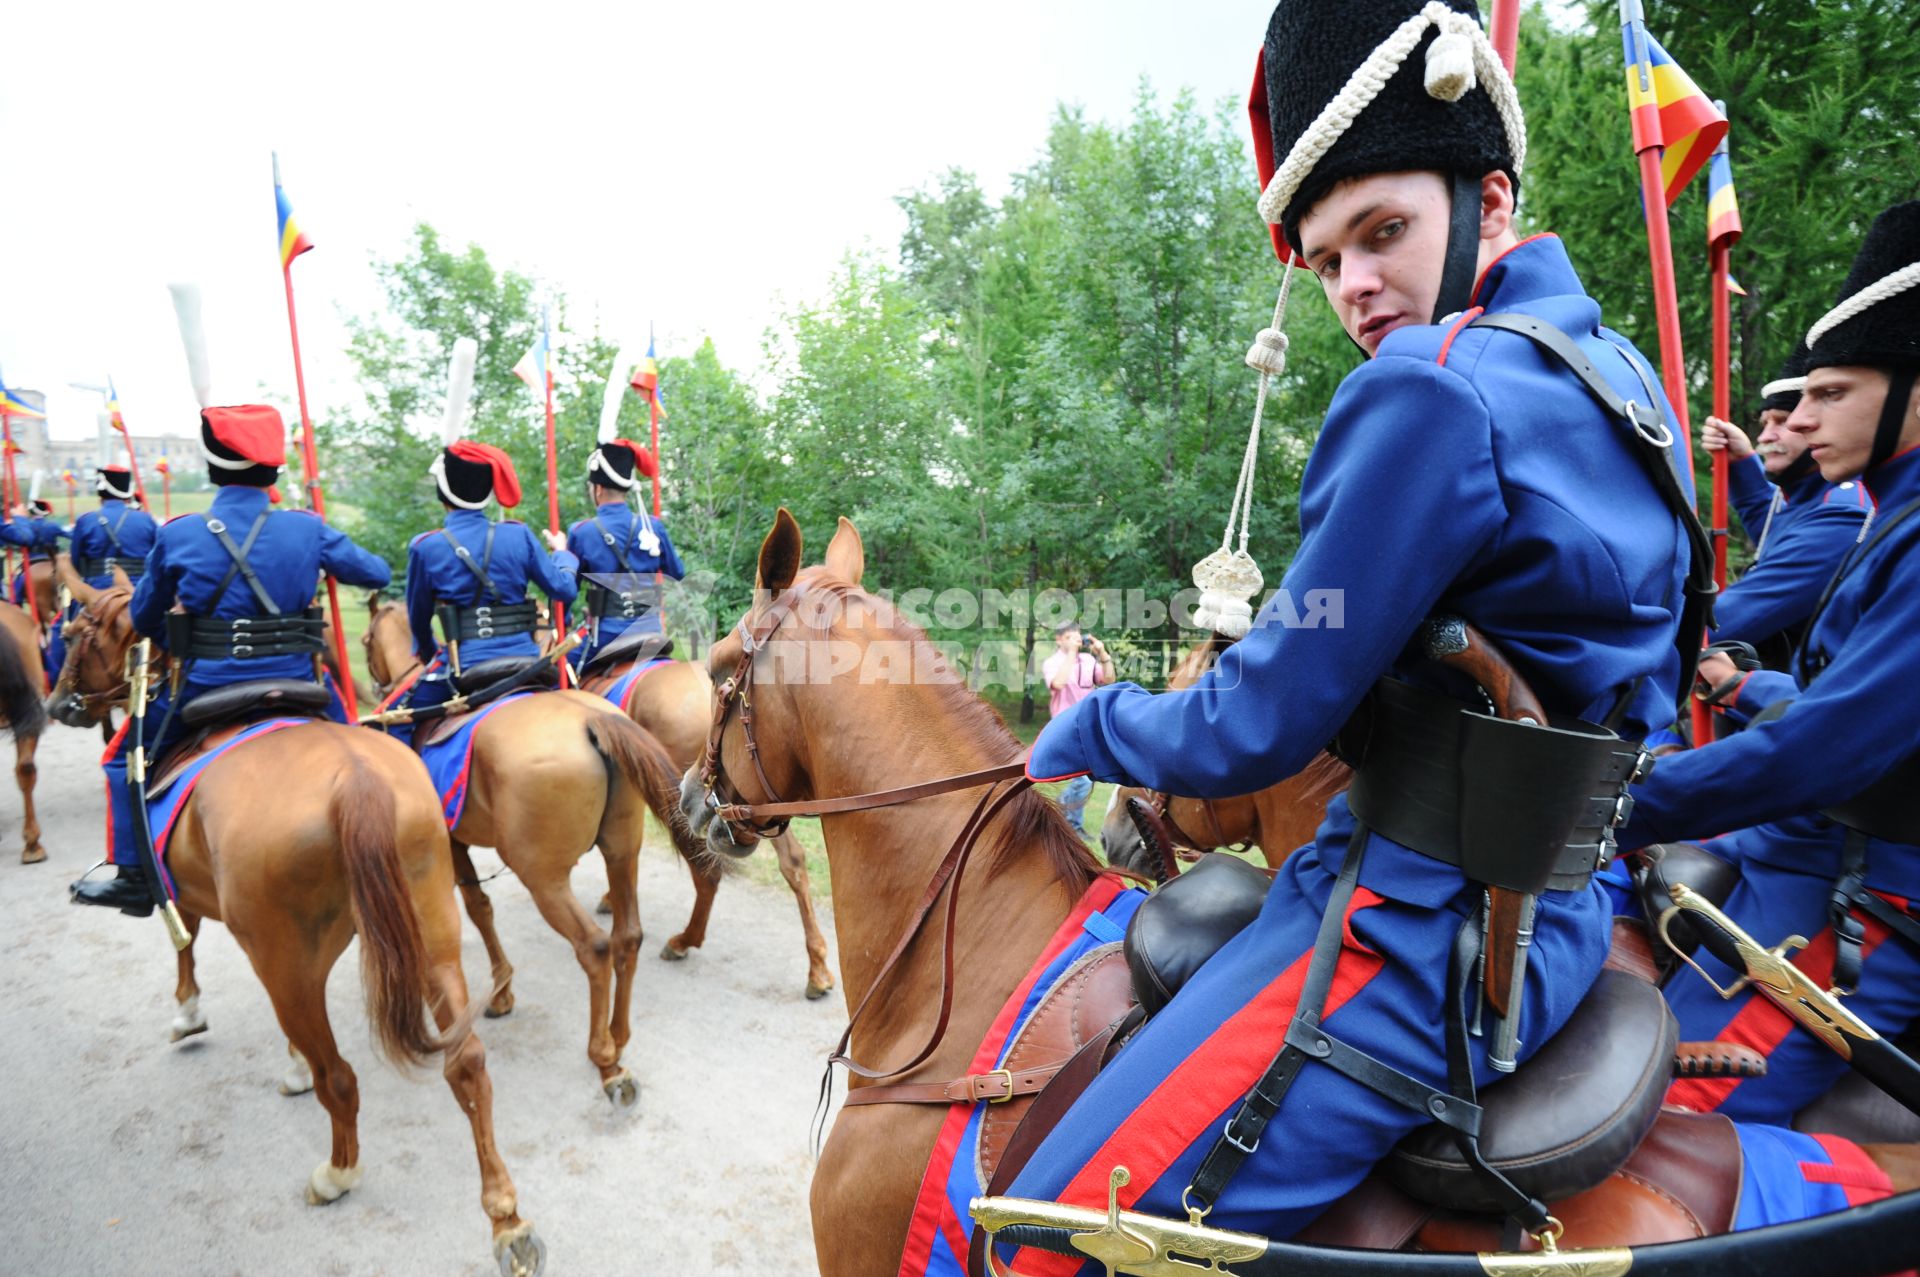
1621,23,1727,204
273,153,316,269
106,375,128,433
629,337,667,420
1707,149,1741,250
0,371,45,420
1727,275,1748,298
512,306,554,397
61,470,76,489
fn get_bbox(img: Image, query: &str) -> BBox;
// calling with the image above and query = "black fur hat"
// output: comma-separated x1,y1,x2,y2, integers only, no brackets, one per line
437,448,494,507
1258,0,1523,251
1805,201,1920,375
1759,343,1809,415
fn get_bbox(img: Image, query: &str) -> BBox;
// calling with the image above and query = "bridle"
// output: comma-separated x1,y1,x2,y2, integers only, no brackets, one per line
362,601,424,701
1143,789,1251,862
55,588,145,718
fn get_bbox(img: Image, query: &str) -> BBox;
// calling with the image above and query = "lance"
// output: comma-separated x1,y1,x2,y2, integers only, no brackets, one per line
155,458,172,519
532,306,573,688
1490,0,1520,74
108,386,150,510
0,408,18,594
1707,104,1736,597
20,470,47,652
647,324,663,519
61,470,76,520
272,153,359,720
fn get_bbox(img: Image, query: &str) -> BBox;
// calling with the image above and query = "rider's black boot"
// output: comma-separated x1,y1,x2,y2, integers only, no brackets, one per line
71,865,156,917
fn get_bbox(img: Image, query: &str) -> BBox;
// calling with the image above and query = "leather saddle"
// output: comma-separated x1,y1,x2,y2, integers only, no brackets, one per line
580,627,674,677
179,678,332,730
451,656,560,696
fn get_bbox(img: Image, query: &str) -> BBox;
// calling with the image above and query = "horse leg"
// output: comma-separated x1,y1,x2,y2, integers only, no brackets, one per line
452,840,516,1018
602,847,643,1111
772,830,834,1000
663,855,717,962
15,732,42,864
253,952,364,1207
521,863,629,1101
169,912,209,1042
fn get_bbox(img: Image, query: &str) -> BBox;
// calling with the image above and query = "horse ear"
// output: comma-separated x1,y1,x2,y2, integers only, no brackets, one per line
823,516,865,587
56,554,98,607
111,564,133,592
366,590,381,615
756,508,802,594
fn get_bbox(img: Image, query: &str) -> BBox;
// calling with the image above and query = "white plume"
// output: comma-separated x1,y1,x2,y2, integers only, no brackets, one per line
168,283,213,408
442,337,478,445
598,346,635,444
27,470,43,503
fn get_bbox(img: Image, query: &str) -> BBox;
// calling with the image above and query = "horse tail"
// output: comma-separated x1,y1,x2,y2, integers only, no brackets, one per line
587,711,705,863
331,757,440,1068
0,618,46,740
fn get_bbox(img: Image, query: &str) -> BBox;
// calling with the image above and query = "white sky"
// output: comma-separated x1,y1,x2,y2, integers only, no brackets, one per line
1,0,1277,452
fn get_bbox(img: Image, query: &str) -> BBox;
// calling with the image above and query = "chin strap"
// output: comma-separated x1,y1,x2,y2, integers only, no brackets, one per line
1431,171,1485,323
1869,370,1916,473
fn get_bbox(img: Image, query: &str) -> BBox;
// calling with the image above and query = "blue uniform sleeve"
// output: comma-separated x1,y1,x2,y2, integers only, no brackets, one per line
404,541,439,663
1622,571,1920,847
1029,357,1506,792
128,537,176,639
317,523,390,590
655,523,686,580
1726,455,1775,540
51,523,71,546
522,524,579,602
0,519,26,549
566,521,593,565
1711,503,1867,645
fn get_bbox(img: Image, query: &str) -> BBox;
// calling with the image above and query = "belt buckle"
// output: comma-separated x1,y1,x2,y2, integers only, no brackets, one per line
477,626,494,639
233,644,254,658
1220,1115,1260,1155
979,1068,1016,1103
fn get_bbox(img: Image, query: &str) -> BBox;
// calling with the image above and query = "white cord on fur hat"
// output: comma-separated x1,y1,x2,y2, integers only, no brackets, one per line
427,452,489,510
1760,375,1806,399
1256,1,1527,230
1806,262,1920,351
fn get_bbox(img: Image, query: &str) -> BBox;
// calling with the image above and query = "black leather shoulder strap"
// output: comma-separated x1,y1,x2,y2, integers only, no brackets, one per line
438,525,502,600
202,512,279,616
1798,493,1920,683
594,513,636,573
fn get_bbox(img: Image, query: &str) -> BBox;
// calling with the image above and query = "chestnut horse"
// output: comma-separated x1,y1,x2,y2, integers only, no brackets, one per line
53,581,545,1276
1098,633,1350,874
593,627,836,999
0,601,44,862
361,597,708,1106
685,512,1920,1274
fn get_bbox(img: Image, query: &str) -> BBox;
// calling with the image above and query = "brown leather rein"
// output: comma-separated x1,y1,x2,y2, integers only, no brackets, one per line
696,586,1050,1092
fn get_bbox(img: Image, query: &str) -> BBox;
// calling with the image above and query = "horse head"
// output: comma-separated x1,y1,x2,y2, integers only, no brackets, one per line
48,575,138,729
361,595,418,696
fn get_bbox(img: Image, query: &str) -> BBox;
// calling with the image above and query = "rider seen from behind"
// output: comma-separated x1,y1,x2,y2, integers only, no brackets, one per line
566,438,683,672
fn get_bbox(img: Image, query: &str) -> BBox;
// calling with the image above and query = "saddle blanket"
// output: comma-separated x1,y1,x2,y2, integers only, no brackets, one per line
147,718,309,894
420,693,533,829
594,656,675,715
898,872,1145,1277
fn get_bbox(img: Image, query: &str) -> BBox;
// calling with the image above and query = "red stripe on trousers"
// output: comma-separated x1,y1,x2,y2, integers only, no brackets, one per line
1011,888,1386,1277
1666,907,1892,1112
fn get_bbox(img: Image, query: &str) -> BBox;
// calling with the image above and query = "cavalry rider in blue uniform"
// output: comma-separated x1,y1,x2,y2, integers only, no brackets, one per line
1619,201,1920,1125
1001,1,1714,1257
388,439,577,746
2,496,70,679
71,405,389,914
70,465,158,592
566,438,683,671
1699,348,1870,669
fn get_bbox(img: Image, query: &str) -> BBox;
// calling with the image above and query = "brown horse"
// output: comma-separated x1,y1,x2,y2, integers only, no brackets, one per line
0,601,45,863
682,512,1920,1275
52,581,546,1276
586,623,836,998
1099,633,1350,874
360,596,709,1106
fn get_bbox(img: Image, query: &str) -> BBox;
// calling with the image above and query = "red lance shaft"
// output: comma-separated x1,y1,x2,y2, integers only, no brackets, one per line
1,412,41,639
540,327,572,689
1490,0,1520,75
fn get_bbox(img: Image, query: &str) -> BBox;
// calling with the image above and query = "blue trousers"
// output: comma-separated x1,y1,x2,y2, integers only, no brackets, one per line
1056,775,1093,834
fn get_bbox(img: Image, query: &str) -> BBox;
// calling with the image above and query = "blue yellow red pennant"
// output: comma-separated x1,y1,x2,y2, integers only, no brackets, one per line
1621,25,1727,204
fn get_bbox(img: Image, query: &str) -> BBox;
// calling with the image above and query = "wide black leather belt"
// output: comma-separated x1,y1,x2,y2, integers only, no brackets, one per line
1337,678,1650,893
585,580,661,622
76,556,146,580
170,607,326,661
1823,751,1920,845
443,600,539,641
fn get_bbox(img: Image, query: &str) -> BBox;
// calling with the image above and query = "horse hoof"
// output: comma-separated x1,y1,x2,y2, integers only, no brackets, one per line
169,994,208,1042
603,1070,640,1110
280,1051,314,1096
20,845,45,865
805,982,833,1001
494,1222,547,1277
305,1160,361,1206
659,941,689,962
485,991,516,1019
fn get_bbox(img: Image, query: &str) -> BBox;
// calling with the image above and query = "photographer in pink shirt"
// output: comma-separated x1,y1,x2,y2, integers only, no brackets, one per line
1039,622,1113,832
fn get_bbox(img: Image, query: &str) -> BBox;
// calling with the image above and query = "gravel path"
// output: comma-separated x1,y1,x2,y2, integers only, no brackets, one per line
0,717,839,1275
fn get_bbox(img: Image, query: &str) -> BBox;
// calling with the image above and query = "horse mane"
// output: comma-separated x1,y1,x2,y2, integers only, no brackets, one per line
1295,749,1354,806
794,568,1102,895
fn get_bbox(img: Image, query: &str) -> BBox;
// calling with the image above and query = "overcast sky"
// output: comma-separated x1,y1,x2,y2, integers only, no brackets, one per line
2,0,1286,455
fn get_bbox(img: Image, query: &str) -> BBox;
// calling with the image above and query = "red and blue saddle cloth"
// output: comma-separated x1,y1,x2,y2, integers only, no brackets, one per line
419,692,533,828
105,718,309,897
1732,1124,1899,1234
896,873,1144,1277
592,656,674,715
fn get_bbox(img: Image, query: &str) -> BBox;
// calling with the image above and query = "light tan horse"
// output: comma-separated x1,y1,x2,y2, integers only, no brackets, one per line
0,601,45,863
588,624,836,999
53,581,546,1276
360,596,708,1106
684,512,1920,1275
1099,632,1350,875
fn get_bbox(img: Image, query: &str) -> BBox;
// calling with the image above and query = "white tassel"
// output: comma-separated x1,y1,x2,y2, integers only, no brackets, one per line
1424,24,1476,102
1244,328,1289,377
167,283,214,409
441,337,478,445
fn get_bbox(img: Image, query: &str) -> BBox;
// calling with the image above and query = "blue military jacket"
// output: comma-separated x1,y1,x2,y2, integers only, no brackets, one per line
1623,445,1920,893
132,486,390,688
1030,234,1690,908
71,499,158,585
406,510,579,665
0,514,68,558
566,501,685,646
1714,455,1870,647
